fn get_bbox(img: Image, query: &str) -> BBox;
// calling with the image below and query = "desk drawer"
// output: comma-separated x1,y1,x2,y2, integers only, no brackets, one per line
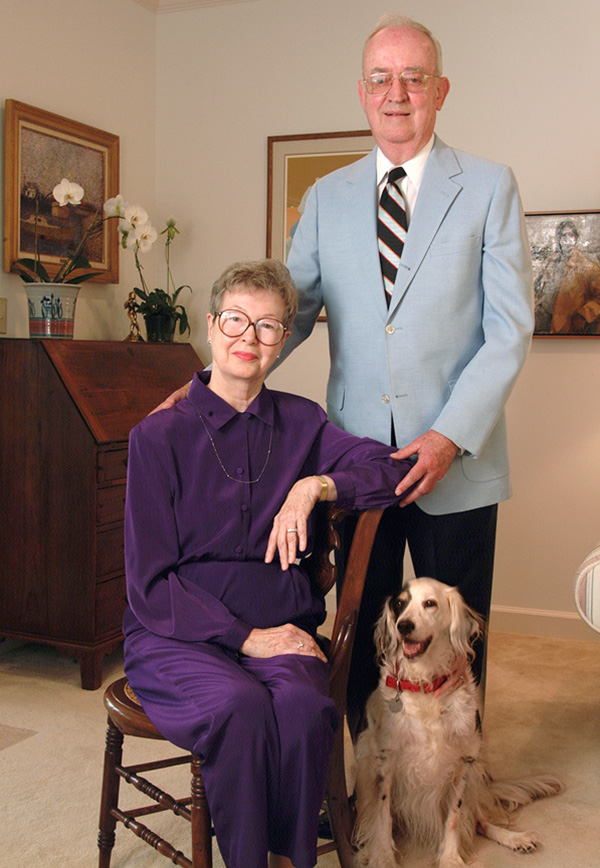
97,485,126,525
96,576,127,635
96,526,125,578
97,449,128,484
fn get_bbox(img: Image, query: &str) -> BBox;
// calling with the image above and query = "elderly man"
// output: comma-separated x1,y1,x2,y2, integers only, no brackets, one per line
159,14,533,730
279,13,534,728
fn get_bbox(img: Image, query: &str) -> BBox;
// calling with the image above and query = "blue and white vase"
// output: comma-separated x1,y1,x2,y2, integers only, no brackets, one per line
25,283,80,339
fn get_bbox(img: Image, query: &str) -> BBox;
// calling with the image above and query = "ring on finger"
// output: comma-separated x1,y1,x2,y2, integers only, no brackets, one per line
287,528,298,534
298,641,304,650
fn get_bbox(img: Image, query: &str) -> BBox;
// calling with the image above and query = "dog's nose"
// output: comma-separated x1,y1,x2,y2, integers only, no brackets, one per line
397,619,414,636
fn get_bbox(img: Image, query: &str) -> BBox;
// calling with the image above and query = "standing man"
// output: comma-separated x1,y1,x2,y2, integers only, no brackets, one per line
157,13,533,731
280,13,534,729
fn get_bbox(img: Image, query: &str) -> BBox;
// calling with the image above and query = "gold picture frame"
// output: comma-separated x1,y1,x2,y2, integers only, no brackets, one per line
267,130,374,263
4,100,120,283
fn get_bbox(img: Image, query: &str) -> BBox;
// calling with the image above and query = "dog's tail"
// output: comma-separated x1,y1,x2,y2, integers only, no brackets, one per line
490,775,564,813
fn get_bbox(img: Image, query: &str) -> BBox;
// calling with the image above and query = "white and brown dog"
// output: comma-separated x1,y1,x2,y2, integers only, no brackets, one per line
353,578,563,868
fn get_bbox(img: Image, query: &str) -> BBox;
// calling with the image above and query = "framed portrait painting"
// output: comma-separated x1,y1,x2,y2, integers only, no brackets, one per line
267,130,374,262
526,210,600,336
4,100,120,283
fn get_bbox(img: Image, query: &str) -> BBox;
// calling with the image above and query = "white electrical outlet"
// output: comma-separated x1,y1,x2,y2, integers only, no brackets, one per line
0,298,7,334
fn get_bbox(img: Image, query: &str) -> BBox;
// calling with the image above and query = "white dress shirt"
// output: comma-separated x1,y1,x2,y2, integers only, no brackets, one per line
376,135,435,223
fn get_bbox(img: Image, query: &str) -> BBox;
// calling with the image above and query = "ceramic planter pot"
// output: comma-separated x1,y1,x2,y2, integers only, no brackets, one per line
25,283,80,339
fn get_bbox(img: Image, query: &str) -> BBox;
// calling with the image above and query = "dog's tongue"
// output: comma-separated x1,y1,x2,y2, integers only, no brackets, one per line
403,639,426,658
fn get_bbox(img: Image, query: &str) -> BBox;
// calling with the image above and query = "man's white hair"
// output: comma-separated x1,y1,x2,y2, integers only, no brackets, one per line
362,13,443,75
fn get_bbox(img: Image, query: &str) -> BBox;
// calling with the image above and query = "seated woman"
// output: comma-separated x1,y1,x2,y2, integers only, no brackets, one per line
123,259,413,868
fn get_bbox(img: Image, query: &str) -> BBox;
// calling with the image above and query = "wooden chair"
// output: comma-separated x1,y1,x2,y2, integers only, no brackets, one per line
97,504,383,868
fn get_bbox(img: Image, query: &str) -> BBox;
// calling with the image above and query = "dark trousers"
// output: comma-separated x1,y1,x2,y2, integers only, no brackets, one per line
340,501,498,737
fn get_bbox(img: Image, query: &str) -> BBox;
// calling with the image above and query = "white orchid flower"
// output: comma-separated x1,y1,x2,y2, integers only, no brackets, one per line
53,178,84,207
104,194,128,218
127,222,158,254
122,204,149,232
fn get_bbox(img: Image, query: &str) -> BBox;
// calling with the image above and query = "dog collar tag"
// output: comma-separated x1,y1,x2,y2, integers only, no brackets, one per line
389,694,404,713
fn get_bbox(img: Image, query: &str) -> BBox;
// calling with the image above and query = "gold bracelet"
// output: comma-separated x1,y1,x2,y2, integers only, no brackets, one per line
315,475,329,501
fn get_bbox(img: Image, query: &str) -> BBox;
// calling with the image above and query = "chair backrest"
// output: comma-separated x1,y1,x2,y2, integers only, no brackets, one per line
306,503,384,868
302,503,346,596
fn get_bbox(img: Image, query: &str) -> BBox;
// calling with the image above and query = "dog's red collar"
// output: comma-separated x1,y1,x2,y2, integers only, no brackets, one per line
385,665,448,694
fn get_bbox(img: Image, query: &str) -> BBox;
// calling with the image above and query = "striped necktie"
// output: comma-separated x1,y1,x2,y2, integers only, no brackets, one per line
378,167,407,304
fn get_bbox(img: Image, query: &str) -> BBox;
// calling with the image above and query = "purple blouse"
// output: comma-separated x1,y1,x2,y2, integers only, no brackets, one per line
123,372,412,651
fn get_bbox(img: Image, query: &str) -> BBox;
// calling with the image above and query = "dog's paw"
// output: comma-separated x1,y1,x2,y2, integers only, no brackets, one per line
509,830,542,853
354,849,400,868
438,856,469,868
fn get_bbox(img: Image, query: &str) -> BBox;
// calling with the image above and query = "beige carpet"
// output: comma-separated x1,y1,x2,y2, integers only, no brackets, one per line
1,631,599,868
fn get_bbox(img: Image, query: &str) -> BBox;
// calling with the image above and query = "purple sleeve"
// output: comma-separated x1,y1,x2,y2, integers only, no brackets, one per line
311,416,414,509
124,424,252,650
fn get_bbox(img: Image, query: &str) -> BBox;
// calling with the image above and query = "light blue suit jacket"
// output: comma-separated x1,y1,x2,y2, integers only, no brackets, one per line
282,136,534,515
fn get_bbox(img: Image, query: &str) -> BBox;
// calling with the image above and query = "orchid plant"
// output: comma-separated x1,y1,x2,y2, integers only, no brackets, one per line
14,178,113,284
14,176,191,335
106,196,191,337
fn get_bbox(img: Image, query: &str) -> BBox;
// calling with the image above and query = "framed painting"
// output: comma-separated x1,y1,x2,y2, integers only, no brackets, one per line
4,100,120,283
526,210,600,336
267,130,374,262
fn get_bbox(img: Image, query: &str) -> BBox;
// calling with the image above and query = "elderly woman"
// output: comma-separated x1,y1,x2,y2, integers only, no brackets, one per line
123,260,412,868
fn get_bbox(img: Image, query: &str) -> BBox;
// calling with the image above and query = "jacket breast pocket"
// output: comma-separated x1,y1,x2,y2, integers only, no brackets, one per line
428,235,482,257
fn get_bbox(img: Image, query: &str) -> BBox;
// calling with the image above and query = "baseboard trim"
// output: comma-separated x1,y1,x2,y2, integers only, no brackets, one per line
489,604,600,642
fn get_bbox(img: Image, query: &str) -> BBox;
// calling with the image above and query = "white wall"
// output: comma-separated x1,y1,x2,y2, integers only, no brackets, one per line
1,0,599,640
0,0,157,339
154,0,600,640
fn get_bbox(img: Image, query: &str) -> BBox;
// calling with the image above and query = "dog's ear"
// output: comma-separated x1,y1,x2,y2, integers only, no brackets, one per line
373,594,401,665
446,586,485,664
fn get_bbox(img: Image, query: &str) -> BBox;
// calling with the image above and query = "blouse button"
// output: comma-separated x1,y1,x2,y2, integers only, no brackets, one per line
241,503,248,512
237,467,244,475
235,545,242,554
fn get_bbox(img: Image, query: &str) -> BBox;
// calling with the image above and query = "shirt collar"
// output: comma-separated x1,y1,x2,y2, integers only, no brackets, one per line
376,135,435,191
188,370,275,430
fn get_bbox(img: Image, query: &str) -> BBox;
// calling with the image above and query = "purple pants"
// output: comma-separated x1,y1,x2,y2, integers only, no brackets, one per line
124,630,339,868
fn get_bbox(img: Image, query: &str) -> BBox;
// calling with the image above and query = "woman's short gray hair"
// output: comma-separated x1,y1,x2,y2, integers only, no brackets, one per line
210,259,298,328
363,14,443,76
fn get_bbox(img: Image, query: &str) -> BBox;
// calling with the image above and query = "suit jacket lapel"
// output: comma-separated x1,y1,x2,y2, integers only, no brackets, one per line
388,137,463,317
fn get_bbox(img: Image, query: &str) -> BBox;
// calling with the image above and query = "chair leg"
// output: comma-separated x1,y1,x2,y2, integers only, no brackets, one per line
191,754,212,868
325,724,357,868
98,718,124,868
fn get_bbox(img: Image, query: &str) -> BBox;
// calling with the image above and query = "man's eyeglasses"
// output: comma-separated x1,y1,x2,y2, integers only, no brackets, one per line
216,309,287,346
363,70,439,95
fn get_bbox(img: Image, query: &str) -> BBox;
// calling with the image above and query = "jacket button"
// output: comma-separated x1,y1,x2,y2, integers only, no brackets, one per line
385,324,395,334
382,394,390,404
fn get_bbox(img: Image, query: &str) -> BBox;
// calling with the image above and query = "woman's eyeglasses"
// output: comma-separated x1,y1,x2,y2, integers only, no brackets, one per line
216,309,287,346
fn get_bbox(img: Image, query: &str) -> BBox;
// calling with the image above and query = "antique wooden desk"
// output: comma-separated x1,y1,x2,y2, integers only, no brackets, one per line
0,339,203,689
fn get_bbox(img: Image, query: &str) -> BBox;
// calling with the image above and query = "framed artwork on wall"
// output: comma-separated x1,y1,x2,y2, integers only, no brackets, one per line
4,100,120,283
526,210,600,336
267,130,374,263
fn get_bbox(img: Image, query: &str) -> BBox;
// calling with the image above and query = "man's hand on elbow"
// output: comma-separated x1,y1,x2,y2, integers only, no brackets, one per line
390,430,459,505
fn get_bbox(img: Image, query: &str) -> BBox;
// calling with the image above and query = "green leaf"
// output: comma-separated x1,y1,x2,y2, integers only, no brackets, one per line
14,258,51,283
63,270,103,284
134,286,150,302
172,284,191,304
69,254,94,270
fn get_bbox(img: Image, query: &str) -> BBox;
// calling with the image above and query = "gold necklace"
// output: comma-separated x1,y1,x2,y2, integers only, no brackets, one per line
198,412,273,484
